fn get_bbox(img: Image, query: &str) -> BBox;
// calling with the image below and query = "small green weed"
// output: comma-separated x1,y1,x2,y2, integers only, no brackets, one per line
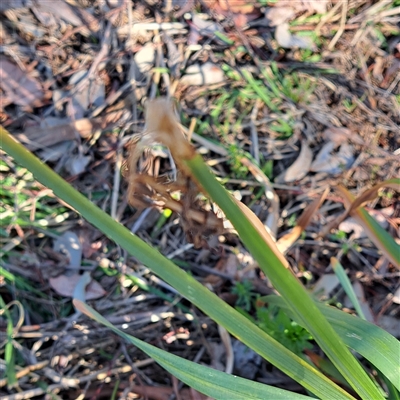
232,281,313,356
232,280,256,312
256,305,313,356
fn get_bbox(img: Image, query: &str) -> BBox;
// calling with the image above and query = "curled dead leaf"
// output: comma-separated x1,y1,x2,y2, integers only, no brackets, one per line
276,140,312,183
49,273,106,300
123,98,223,247
277,188,329,254
311,142,354,175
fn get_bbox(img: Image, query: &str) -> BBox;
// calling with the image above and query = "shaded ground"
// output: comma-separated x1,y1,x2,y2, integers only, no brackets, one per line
1,0,399,399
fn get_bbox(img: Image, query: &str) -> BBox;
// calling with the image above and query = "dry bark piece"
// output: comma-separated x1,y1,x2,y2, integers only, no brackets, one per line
0,56,47,110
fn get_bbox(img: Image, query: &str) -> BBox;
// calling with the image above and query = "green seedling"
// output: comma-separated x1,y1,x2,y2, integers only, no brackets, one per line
257,305,313,357
232,280,257,312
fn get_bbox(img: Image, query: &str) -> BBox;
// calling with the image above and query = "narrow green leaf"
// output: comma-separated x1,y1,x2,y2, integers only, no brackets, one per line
0,127,353,399
0,296,17,388
74,300,311,400
241,69,278,111
264,295,400,392
338,185,400,269
331,257,366,320
185,154,384,400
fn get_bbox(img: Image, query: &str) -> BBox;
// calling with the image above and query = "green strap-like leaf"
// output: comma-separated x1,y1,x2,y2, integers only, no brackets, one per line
0,125,353,399
185,154,384,400
75,300,311,400
331,257,366,320
264,295,400,392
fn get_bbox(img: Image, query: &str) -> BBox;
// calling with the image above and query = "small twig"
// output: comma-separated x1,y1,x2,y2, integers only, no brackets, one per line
111,126,129,221
328,0,348,50
315,1,342,36
165,243,194,259
117,22,187,36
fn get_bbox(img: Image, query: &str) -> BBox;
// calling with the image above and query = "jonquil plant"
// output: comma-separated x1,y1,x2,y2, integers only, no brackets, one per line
1,99,399,400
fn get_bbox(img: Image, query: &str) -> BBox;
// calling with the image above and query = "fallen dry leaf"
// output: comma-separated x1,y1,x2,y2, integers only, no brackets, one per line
322,127,365,146
0,56,47,109
311,142,354,174
339,217,366,239
49,273,106,300
189,14,223,45
393,286,400,305
275,0,328,14
180,62,225,86
276,140,312,183
312,274,340,299
68,70,105,119
133,43,155,81
204,0,258,14
232,340,262,379
264,7,295,27
64,153,92,176
0,0,26,12
31,0,83,27
53,231,82,269
204,0,262,28
275,23,315,49
277,188,328,253
14,117,102,150
377,315,400,338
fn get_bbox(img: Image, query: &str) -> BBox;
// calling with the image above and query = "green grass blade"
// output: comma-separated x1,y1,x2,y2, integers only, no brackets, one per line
331,257,366,319
241,69,278,111
74,300,312,400
264,295,400,392
184,153,384,400
0,127,354,398
338,185,400,268
0,296,17,389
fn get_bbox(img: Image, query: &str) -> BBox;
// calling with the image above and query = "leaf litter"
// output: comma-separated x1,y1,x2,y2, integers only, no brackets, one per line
1,0,399,398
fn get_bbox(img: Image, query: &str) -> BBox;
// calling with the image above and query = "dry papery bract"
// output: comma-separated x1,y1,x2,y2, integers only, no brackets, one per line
123,98,223,247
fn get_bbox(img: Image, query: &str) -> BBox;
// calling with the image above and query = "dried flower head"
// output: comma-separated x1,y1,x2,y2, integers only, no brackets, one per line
123,98,223,247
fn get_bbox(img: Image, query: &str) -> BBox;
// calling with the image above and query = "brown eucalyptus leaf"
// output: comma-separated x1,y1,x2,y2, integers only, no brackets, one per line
276,140,312,183
49,274,106,300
